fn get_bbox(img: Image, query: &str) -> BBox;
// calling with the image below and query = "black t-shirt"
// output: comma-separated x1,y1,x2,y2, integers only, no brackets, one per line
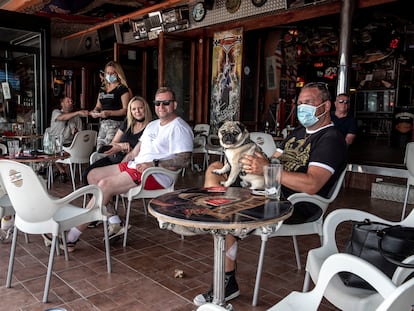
278,124,347,198
98,84,129,121
118,120,143,148
330,112,358,137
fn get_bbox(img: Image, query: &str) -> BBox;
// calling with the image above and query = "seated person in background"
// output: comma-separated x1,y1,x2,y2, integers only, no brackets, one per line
83,96,152,182
330,93,358,145
44,87,194,251
48,96,89,182
193,82,348,306
82,95,152,232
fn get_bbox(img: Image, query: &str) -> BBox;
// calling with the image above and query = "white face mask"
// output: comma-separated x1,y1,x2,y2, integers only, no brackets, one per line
297,102,326,127
105,74,117,83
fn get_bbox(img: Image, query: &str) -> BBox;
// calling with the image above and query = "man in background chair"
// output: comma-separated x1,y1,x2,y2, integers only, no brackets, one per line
331,93,358,145
194,82,347,306
47,96,89,182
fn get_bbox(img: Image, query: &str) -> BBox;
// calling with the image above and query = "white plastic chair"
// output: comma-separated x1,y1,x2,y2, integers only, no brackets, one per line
249,132,277,157
117,167,182,247
303,207,414,311
402,142,414,220
0,143,7,155
197,253,414,311
267,253,414,311
206,134,224,164
0,160,111,303
56,130,97,191
192,134,208,171
252,168,347,306
193,123,210,137
89,151,108,165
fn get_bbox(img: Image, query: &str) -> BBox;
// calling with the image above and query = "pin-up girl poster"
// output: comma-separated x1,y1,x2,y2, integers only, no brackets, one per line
210,28,243,133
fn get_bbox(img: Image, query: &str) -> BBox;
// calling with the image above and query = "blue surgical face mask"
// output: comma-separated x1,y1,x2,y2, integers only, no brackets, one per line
297,102,326,127
105,74,117,83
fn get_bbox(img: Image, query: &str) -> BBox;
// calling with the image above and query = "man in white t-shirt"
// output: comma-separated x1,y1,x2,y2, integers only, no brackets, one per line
43,87,194,251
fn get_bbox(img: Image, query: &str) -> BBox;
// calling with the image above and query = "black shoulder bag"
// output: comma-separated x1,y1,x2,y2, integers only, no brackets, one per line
339,219,414,290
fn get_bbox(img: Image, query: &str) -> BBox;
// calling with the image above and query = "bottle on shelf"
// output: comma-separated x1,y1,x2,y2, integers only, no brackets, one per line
264,121,270,134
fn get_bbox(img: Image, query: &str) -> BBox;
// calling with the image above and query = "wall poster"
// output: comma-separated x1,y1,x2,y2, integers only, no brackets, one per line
210,27,243,133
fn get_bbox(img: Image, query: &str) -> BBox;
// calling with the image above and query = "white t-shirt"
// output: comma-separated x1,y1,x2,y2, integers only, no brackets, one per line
128,116,194,187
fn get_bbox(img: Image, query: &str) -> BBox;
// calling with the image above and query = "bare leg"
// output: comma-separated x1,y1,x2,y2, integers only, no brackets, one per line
204,161,227,187
205,162,236,273
77,164,137,233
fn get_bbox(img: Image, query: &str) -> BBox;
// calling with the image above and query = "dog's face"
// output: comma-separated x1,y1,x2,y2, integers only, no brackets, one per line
218,121,250,149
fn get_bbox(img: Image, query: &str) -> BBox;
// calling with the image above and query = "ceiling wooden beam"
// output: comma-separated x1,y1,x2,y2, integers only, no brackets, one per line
0,0,43,11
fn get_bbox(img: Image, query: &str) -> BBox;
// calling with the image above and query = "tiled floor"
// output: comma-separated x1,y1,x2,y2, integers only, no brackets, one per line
0,167,411,311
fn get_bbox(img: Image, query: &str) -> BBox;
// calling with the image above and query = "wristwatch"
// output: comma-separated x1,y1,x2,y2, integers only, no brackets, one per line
153,159,159,167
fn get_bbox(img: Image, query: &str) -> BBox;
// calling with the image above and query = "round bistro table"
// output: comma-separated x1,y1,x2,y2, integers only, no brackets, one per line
0,152,70,189
148,186,293,309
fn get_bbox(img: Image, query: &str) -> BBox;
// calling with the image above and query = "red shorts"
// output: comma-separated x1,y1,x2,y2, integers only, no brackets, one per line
118,162,164,190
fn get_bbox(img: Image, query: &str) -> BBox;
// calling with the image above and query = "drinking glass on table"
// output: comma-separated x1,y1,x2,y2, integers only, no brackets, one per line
54,134,63,156
7,140,20,159
263,163,283,200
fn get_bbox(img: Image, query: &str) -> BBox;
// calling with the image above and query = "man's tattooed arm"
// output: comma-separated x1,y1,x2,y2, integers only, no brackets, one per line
159,152,192,171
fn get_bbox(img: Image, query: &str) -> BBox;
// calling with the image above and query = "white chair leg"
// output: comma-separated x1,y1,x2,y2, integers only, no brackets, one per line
402,184,410,221
123,199,132,248
252,234,268,306
303,271,311,292
142,198,148,215
103,220,112,273
43,235,57,302
60,232,68,261
292,235,301,270
68,163,76,191
6,226,18,288
78,163,83,182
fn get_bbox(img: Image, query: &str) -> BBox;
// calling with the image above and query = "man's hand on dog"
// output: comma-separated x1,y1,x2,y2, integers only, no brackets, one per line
239,151,269,175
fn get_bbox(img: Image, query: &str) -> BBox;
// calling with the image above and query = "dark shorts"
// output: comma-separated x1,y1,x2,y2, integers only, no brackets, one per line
118,162,164,190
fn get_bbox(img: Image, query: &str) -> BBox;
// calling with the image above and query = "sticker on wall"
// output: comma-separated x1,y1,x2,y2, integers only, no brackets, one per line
9,169,23,187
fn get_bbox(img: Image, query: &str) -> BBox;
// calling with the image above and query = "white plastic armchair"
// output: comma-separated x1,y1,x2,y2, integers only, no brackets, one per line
0,160,111,303
89,151,108,164
192,134,208,171
118,166,182,247
197,253,414,311
0,142,7,155
402,142,414,220
206,134,224,164
56,130,97,191
249,132,277,157
303,207,414,311
267,253,413,311
252,168,347,306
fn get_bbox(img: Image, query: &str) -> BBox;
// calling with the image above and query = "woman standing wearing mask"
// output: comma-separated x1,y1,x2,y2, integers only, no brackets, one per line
90,61,131,150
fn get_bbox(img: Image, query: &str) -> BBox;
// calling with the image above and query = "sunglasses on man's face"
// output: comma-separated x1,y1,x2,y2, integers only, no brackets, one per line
153,99,174,106
337,99,350,104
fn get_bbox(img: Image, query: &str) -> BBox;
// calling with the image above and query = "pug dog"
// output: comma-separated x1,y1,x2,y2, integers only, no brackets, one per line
213,121,266,189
